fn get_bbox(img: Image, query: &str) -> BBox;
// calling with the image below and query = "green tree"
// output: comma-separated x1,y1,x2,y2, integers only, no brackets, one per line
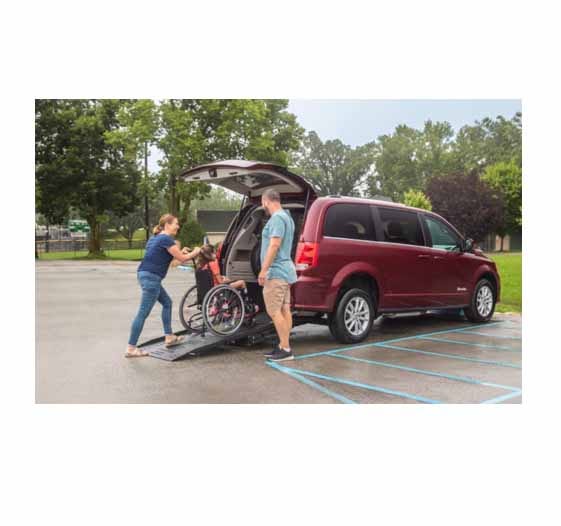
107,208,144,247
35,99,75,227
367,121,454,201
482,160,522,250
292,131,374,196
35,99,140,256
451,113,522,172
403,189,432,210
158,99,303,238
105,99,160,240
191,187,242,211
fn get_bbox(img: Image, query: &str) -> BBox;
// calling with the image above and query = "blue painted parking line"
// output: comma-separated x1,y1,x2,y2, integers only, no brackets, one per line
329,352,520,392
481,390,522,404
293,321,508,361
268,319,521,403
416,335,521,352
379,321,506,345
375,343,522,369
268,362,441,404
459,330,522,340
268,362,357,404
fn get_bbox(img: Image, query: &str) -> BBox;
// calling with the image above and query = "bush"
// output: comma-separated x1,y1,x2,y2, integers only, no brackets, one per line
427,172,504,242
403,189,432,210
178,219,206,248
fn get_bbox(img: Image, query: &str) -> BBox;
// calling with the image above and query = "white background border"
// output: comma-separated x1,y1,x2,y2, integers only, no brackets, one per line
2,1,559,524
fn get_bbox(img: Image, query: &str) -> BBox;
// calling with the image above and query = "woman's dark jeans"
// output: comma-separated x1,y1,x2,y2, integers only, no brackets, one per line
128,271,172,346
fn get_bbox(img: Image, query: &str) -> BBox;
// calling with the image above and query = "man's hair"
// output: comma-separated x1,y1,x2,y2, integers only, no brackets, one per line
262,188,281,202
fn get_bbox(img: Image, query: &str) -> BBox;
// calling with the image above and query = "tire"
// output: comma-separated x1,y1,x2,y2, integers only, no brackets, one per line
202,284,246,337
464,279,496,323
179,285,203,333
329,288,375,343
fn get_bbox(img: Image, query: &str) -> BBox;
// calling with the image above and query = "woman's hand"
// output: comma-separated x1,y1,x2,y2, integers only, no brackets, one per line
168,245,200,262
189,247,201,258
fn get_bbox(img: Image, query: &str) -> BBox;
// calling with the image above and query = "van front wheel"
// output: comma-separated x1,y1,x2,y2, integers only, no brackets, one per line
464,279,496,322
329,288,375,343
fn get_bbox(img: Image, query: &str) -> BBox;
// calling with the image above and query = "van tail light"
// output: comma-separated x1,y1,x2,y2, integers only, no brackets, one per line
295,241,319,270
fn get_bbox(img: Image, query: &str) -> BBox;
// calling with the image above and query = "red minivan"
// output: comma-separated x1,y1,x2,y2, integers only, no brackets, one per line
181,160,501,343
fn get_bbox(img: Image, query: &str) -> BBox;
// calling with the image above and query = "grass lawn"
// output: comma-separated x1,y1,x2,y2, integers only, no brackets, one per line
491,252,522,313
38,248,144,261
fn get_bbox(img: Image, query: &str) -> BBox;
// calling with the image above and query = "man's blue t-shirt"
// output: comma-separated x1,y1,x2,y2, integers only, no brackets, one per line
138,234,176,279
260,209,297,284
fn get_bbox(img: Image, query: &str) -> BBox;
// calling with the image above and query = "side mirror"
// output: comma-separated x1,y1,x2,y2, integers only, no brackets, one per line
462,238,474,252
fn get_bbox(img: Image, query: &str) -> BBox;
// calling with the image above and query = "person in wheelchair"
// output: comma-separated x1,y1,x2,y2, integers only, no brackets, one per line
195,245,259,333
196,244,249,296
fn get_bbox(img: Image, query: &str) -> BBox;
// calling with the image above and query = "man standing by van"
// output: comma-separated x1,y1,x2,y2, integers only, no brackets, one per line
258,188,297,361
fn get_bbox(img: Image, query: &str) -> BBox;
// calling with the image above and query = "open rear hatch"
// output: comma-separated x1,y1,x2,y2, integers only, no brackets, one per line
179,160,317,202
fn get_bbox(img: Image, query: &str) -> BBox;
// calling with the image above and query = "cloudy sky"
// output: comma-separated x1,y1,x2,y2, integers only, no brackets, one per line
288,99,522,147
149,99,521,171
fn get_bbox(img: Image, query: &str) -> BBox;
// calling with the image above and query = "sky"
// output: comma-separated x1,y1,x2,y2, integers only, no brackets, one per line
287,99,522,147
149,99,521,171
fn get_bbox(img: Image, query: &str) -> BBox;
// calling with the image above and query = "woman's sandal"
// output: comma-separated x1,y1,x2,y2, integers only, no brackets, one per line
125,347,149,358
165,335,185,348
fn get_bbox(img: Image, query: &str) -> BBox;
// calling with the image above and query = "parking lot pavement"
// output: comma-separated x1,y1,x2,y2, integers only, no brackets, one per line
36,261,522,404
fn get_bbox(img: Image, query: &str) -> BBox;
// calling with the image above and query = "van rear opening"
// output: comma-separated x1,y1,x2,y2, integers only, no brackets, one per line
221,203,305,285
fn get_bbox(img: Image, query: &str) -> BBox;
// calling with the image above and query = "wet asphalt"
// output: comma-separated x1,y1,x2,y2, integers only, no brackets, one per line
36,261,522,404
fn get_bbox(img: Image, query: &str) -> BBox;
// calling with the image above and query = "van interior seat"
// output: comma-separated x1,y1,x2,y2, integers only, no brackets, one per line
385,220,409,244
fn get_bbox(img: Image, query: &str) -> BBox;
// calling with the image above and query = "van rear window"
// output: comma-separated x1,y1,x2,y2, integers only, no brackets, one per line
323,204,376,241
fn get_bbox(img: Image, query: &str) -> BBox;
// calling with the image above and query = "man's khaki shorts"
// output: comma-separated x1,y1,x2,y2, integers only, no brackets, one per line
263,279,291,316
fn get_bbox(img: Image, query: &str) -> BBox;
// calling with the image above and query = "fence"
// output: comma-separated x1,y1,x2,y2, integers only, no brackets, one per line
36,239,147,259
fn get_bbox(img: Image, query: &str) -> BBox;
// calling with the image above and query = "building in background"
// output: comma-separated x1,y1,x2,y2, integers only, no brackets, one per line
196,210,238,245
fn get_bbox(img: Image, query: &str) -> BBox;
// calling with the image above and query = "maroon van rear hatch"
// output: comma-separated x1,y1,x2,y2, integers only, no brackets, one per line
179,160,317,200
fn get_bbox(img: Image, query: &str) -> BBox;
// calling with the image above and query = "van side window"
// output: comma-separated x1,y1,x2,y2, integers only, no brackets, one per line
424,215,461,250
323,204,376,241
378,208,424,246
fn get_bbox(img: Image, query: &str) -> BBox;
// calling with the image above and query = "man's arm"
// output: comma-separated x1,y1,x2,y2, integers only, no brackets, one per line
258,237,281,286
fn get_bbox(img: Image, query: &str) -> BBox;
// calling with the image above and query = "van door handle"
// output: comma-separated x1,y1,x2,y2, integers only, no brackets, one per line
417,254,431,260
433,255,444,260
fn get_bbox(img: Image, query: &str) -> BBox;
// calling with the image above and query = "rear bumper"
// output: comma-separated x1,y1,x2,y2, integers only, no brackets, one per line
292,275,331,312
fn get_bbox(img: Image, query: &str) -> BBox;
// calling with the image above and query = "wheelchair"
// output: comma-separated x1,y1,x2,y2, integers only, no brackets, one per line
179,267,259,337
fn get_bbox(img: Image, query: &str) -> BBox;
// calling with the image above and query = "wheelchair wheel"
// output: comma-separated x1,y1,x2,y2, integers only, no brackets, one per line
179,285,204,333
202,284,245,337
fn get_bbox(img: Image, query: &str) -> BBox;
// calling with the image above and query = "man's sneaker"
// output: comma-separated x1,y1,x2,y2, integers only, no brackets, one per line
267,347,294,362
264,344,280,358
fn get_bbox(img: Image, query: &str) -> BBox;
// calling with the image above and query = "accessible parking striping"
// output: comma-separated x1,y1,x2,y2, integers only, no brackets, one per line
458,330,521,341
415,336,521,352
267,320,522,404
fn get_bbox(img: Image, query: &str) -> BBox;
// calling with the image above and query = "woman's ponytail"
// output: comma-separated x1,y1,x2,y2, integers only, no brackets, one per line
153,214,177,235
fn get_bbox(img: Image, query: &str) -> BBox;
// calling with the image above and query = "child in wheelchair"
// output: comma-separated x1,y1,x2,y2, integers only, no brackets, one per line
197,244,248,293
196,244,259,319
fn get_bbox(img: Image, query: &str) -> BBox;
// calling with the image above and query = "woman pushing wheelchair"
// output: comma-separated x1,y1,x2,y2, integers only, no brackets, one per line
125,214,200,358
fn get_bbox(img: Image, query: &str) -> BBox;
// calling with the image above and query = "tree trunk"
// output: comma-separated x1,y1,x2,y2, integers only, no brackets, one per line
169,173,177,215
46,222,50,253
87,215,103,256
500,235,504,252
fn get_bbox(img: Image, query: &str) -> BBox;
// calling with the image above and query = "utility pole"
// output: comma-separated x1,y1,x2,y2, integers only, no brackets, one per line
144,141,149,241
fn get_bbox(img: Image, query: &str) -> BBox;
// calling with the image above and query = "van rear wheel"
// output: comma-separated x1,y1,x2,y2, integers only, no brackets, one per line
329,288,375,343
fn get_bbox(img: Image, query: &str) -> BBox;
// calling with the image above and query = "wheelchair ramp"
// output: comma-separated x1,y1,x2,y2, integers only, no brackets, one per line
138,314,276,361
